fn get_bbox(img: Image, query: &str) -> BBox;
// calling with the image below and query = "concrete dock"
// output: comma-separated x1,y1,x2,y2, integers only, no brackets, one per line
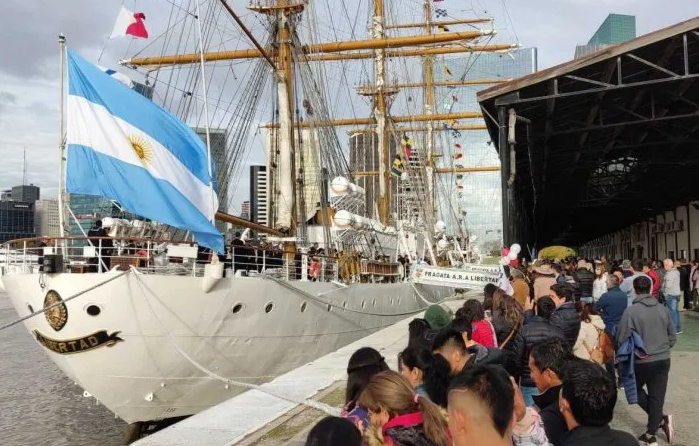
134,299,462,446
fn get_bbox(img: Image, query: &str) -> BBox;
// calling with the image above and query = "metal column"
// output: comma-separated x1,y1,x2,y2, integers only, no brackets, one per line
498,106,511,246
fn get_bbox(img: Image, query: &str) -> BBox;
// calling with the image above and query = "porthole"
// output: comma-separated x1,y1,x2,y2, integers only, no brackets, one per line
232,303,244,314
265,302,274,313
86,305,101,317
372,299,376,308
301,302,308,312
27,304,34,314
342,301,347,309
327,304,332,312
390,298,394,305
398,297,401,304
361,299,366,309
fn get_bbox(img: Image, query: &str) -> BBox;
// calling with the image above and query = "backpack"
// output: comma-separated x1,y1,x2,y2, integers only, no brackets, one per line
589,327,614,365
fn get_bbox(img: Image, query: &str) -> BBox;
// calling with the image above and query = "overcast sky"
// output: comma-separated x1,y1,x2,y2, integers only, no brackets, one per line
0,0,696,213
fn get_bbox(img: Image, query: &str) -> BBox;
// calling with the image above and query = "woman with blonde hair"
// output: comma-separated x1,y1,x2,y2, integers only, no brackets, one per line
358,370,450,446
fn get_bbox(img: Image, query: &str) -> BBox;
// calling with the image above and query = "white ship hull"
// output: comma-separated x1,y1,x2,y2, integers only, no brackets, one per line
2,272,451,423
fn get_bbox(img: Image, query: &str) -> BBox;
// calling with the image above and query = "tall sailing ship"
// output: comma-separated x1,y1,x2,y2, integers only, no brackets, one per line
0,0,513,431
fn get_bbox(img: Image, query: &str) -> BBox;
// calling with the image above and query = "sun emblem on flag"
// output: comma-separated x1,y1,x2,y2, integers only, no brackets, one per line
128,134,152,163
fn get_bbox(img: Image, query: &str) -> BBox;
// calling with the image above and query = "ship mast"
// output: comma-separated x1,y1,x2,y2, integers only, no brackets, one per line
422,0,436,225
125,0,510,238
372,0,391,225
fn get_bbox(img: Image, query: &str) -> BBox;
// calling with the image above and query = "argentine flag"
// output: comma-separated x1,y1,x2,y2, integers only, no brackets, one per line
66,50,223,252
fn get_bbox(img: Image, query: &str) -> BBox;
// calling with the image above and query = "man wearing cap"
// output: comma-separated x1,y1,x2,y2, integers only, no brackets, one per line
424,304,452,331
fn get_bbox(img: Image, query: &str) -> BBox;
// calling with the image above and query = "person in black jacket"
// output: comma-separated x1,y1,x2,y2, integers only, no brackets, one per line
432,329,503,378
530,339,574,446
572,260,595,303
491,294,525,382
520,296,565,407
559,359,637,446
549,284,581,348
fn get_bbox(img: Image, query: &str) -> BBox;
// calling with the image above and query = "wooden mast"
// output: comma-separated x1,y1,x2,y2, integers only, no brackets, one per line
422,0,436,222
373,0,390,225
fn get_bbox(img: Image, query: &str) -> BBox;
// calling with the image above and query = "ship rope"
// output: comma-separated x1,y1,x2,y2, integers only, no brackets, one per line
131,272,341,417
0,270,132,333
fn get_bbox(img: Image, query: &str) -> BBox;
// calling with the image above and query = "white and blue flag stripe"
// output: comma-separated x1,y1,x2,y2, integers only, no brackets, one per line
66,50,223,252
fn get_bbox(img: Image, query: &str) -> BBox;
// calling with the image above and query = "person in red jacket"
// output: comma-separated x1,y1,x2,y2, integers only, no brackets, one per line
456,299,497,347
642,260,660,298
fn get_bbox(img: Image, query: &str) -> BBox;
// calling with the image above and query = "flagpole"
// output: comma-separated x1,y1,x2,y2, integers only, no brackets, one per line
58,33,67,239
194,1,217,228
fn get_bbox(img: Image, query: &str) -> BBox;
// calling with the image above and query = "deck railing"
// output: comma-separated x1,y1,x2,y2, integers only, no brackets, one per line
0,237,411,283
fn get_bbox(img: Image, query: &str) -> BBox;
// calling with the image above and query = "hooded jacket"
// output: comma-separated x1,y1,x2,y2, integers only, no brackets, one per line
573,315,605,360
520,315,565,388
550,302,581,348
617,294,676,364
464,343,504,368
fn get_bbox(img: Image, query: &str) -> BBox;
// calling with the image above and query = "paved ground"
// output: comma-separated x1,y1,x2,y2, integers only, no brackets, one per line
252,311,699,446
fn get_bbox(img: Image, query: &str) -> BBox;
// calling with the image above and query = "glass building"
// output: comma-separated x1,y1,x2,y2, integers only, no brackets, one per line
575,14,636,58
0,201,35,243
436,48,538,250
68,194,121,237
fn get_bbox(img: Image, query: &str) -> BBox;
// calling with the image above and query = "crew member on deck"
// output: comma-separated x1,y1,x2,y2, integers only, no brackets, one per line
87,220,113,271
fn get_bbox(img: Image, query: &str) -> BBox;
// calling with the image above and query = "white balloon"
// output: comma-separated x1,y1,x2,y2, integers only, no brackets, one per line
507,251,518,260
510,243,522,255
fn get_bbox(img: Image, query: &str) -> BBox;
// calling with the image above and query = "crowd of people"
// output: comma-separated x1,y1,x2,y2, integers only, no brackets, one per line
303,255,683,446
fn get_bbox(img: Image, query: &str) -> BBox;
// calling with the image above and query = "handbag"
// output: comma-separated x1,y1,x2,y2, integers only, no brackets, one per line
588,327,614,365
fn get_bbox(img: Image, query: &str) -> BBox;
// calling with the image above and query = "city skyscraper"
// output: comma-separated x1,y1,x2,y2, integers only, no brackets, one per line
241,200,250,220
249,165,267,226
0,201,35,243
11,184,40,203
575,14,636,58
439,48,538,247
34,198,61,237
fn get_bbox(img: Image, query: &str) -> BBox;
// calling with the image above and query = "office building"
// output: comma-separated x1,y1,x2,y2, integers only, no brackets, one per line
1,190,12,201
11,184,40,203
0,201,35,243
241,201,250,220
575,14,636,58
439,48,538,247
250,166,267,226
35,198,61,237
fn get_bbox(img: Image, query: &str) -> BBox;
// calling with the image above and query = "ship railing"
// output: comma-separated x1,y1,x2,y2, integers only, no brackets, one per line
0,237,343,282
